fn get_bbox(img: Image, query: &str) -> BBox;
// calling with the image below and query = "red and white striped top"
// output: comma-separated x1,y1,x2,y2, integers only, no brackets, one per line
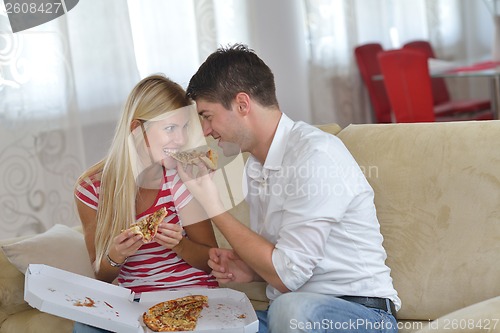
75,168,218,294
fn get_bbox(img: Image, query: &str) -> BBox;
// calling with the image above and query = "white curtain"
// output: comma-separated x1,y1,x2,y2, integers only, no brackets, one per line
0,0,249,239
0,0,493,238
0,2,136,237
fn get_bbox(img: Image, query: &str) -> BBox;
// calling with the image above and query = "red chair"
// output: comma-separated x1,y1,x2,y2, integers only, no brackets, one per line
354,43,392,123
378,49,493,123
403,40,491,116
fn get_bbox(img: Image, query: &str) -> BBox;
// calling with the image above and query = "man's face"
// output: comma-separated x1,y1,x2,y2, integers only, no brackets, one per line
196,99,244,156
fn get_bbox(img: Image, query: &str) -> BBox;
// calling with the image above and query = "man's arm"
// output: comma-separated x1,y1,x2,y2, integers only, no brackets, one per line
208,248,264,283
210,212,290,293
176,161,295,293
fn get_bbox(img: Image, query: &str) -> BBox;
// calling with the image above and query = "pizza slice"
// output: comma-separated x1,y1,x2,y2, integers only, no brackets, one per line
126,207,168,243
167,148,218,170
199,149,218,170
143,295,208,332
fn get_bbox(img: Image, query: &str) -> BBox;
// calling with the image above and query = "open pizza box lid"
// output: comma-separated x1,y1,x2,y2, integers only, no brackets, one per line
25,264,258,333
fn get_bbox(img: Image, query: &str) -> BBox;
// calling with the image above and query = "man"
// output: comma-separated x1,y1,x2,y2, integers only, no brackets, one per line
180,43,400,333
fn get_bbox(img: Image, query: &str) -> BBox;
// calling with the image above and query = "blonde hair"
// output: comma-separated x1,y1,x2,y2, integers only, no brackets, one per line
76,74,192,272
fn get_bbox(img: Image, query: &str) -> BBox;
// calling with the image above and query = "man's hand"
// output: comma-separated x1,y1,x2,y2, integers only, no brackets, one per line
176,161,225,217
208,248,257,284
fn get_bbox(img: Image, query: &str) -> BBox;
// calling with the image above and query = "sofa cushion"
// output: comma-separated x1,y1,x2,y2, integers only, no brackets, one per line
315,123,342,136
1,224,94,278
337,121,500,320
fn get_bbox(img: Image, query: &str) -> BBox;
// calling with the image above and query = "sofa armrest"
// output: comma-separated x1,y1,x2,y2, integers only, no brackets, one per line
415,296,500,333
0,225,87,327
0,235,34,326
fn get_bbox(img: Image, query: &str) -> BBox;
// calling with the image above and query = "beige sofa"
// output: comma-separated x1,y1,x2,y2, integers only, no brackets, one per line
1,120,500,333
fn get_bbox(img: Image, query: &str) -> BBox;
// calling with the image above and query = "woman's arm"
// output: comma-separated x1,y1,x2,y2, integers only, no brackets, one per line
172,199,218,273
75,197,142,283
75,197,120,283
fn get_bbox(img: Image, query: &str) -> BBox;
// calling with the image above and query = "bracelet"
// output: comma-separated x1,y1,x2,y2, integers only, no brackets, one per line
106,253,127,268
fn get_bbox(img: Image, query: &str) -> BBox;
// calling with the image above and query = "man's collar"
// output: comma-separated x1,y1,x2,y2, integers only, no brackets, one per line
262,113,294,171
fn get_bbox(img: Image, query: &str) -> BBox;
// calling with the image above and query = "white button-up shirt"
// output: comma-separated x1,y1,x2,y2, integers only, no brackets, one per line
244,114,401,309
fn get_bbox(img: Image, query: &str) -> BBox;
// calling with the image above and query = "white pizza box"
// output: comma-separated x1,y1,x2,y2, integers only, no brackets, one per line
139,288,259,333
25,264,258,333
25,264,145,333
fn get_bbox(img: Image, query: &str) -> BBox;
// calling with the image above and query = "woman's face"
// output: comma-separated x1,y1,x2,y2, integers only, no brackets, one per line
144,110,190,169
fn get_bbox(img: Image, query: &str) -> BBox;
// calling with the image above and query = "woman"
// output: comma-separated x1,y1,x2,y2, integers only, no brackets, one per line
73,74,218,333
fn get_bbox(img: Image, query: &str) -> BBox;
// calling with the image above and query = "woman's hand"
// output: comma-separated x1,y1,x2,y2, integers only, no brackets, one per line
108,230,144,264
155,222,184,249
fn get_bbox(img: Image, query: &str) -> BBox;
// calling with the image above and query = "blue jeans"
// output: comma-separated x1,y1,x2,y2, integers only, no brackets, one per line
256,292,398,333
73,322,112,333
